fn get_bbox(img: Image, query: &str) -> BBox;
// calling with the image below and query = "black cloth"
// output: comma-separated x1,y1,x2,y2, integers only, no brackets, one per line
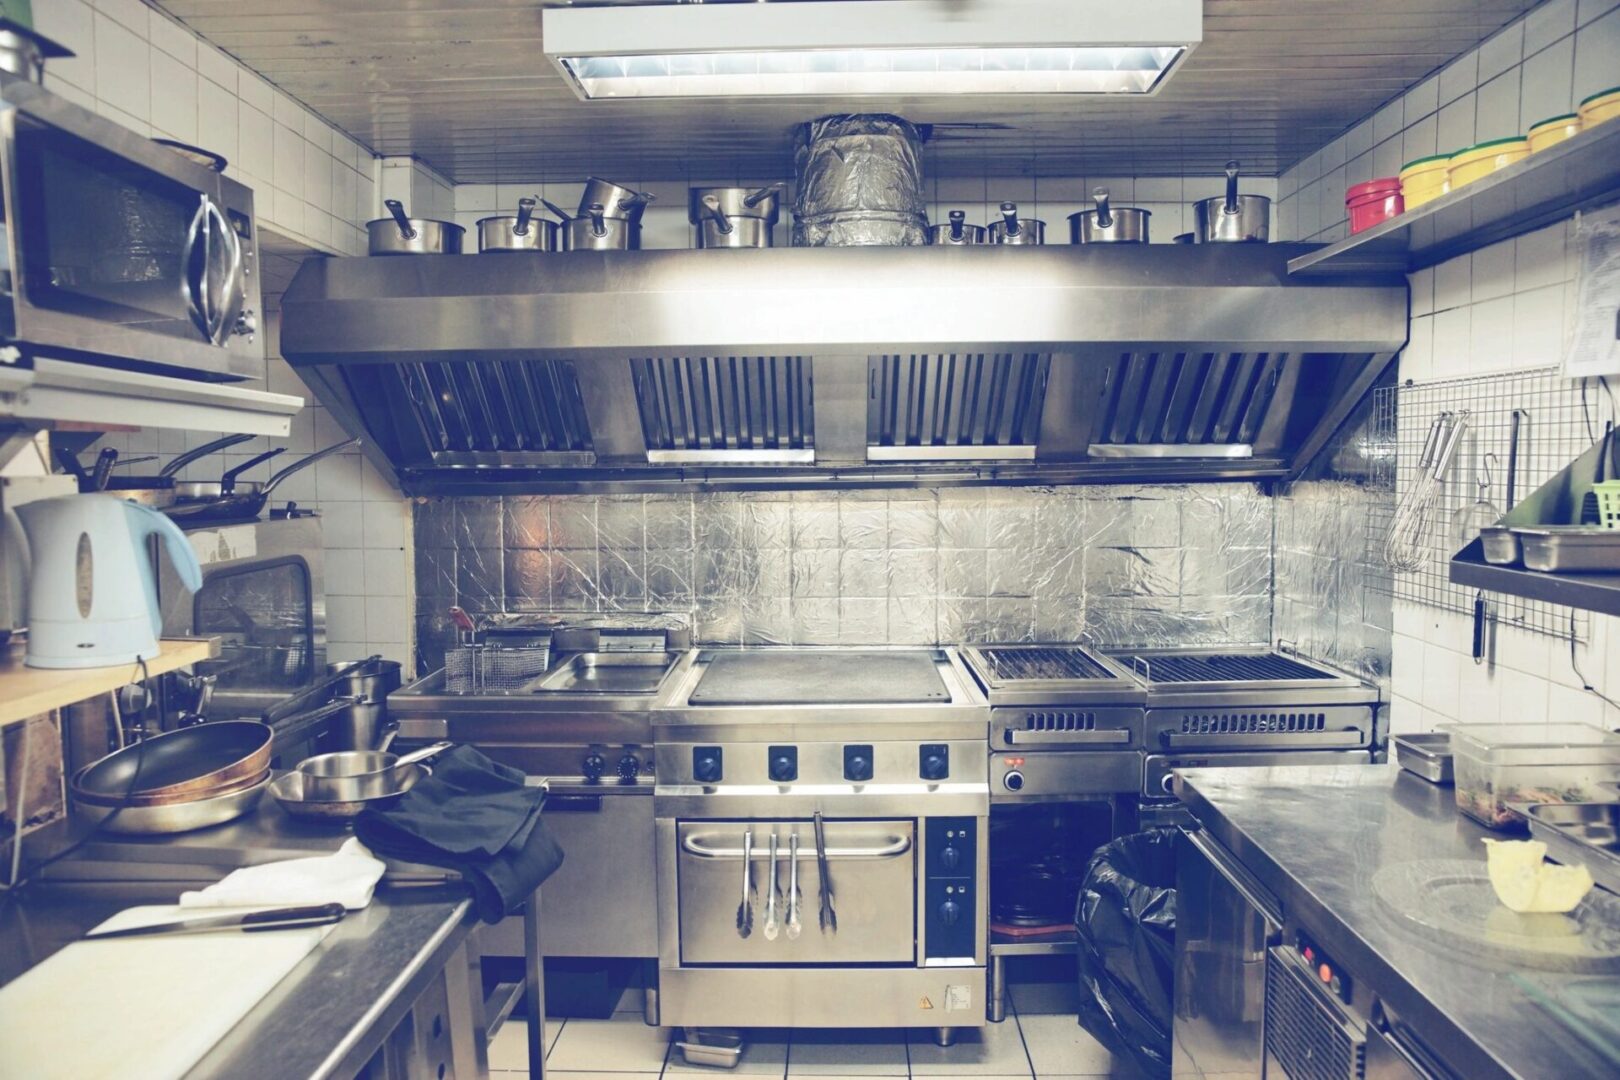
1073,828,1178,1079
355,746,564,924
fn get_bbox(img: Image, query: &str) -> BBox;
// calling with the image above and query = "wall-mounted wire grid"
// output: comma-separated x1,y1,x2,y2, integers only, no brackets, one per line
1369,366,1615,641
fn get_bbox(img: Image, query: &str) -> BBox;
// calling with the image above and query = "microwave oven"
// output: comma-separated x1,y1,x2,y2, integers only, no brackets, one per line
0,80,263,380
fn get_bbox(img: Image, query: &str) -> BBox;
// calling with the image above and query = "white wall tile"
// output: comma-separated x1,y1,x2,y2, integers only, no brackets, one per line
1439,48,1480,105
1471,239,1516,302
273,122,305,198
1434,254,1472,311
1406,75,1441,123
93,11,150,122
1579,0,1620,27
196,44,237,94
147,9,196,67
1528,0,1579,52
1468,295,1515,372
1401,113,1438,165
36,0,96,91
1373,99,1405,143
198,80,239,165
94,0,150,35
1372,136,1403,180
149,49,197,142
1520,35,1578,128
1480,21,1526,81
1436,92,1477,154
237,104,274,185
1573,4,1620,101
1476,70,1524,141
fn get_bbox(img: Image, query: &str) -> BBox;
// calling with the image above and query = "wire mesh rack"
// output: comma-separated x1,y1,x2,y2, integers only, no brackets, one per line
1368,366,1615,640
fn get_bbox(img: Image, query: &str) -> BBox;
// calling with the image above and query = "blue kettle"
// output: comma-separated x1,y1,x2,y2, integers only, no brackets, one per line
14,494,203,669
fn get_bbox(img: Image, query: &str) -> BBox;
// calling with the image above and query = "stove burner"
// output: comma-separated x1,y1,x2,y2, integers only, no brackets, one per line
976,646,1119,682
1120,652,1335,684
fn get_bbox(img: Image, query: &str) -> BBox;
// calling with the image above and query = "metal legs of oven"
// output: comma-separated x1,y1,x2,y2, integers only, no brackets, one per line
932,1027,958,1047
988,953,1008,1022
524,886,548,1079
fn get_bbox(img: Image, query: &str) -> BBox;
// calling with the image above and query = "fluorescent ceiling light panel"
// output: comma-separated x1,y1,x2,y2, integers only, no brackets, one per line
544,0,1201,100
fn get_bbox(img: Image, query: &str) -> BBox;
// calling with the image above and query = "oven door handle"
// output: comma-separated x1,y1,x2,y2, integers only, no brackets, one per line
1007,729,1131,746
182,193,211,341
682,833,912,860
1160,730,1366,750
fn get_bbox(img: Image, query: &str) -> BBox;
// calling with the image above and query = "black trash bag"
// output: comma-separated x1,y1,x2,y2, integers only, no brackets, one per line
1073,828,1179,1078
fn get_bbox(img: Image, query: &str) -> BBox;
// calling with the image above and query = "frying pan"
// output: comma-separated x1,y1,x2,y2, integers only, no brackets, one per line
166,437,359,524
295,741,453,802
72,765,270,808
73,721,272,802
57,434,258,507
270,765,426,824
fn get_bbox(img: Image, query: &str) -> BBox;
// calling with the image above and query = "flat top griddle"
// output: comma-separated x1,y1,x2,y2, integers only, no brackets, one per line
688,650,950,706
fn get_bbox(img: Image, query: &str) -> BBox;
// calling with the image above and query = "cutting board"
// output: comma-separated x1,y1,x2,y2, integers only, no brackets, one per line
0,905,331,1080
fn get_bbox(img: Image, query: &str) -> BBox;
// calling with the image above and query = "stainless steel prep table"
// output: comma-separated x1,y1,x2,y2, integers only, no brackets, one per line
1174,763,1619,1080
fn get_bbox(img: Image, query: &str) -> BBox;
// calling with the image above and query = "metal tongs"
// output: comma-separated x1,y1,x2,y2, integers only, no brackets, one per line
786,832,802,940
814,811,837,933
737,827,755,938
764,832,781,940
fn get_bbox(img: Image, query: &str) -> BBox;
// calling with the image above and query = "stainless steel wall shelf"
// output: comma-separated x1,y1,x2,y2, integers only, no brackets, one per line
1289,121,1620,278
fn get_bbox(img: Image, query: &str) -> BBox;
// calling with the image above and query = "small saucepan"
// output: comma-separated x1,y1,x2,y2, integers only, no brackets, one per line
577,177,656,221
1069,188,1151,244
544,199,641,252
296,741,454,802
988,202,1045,245
368,199,465,255
478,197,559,253
1193,160,1271,243
927,210,987,246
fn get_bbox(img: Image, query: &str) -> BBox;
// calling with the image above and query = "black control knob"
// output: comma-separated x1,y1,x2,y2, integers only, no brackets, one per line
1003,770,1025,792
616,754,641,783
581,753,606,782
769,746,798,783
844,744,874,783
692,747,723,783
938,900,961,927
1160,773,1177,795
939,846,961,871
919,744,949,781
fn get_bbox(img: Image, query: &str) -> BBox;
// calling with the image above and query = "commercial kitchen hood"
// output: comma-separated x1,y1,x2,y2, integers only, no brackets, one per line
279,244,1407,495
543,0,1200,100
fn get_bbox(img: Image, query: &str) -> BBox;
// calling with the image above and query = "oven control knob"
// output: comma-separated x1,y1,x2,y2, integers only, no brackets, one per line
843,745,874,783
938,900,962,927
939,845,961,871
693,747,723,783
581,753,606,782
616,754,641,782
919,744,949,781
1003,770,1025,792
769,746,798,783
1160,773,1177,795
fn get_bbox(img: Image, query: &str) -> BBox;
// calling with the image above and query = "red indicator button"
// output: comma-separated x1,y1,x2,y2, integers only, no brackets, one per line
1318,964,1333,983
1303,946,1314,962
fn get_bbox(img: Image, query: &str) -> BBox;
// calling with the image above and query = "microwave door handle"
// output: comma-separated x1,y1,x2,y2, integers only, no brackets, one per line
203,197,244,345
182,194,211,340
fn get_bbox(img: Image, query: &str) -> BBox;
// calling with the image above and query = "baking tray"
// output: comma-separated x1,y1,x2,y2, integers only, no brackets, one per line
1514,526,1620,573
688,649,950,706
1525,802,1620,898
1394,732,1454,784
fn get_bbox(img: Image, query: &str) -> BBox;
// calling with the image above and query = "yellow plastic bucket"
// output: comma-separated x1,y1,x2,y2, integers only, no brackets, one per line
1578,86,1620,128
1527,113,1581,153
1398,154,1451,209
1447,137,1528,189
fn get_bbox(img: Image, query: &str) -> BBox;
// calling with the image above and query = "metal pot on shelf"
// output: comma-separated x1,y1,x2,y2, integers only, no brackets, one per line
987,202,1044,245
477,197,558,253
544,199,640,251
690,184,781,249
1069,188,1151,244
324,656,404,750
578,177,656,221
927,210,987,246
367,199,465,255
1193,161,1270,243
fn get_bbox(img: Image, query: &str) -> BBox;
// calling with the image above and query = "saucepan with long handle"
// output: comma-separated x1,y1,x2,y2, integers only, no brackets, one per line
165,437,359,523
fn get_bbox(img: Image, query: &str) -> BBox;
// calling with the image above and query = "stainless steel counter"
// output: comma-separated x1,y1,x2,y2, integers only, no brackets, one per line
1176,763,1620,1080
0,879,478,1080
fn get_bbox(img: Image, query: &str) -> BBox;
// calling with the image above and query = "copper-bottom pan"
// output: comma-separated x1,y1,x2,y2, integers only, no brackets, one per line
74,721,273,801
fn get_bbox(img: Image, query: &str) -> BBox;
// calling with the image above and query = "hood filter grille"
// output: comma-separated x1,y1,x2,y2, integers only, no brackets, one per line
341,359,595,470
632,356,815,464
867,353,1050,461
1089,352,1288,459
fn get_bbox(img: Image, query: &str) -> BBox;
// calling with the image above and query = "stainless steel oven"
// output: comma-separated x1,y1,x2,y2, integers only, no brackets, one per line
0,81,262,378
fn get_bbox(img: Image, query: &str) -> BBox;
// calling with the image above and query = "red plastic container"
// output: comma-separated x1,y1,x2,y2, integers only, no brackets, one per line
1346,178,1403,234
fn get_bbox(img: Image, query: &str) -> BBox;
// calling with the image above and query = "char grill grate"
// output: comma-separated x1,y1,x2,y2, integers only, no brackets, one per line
1265,950,1365,1080
1180,712,1328,735
1122,652,1335,684
979,646,1119,682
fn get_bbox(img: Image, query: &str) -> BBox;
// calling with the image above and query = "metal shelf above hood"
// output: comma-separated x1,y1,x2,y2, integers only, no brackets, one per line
280,244,1406,494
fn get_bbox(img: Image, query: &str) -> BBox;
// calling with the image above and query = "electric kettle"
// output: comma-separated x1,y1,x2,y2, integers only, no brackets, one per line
14,494,202,669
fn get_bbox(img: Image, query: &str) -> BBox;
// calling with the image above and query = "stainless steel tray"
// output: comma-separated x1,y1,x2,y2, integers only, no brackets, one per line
531,651,679,694
677,1028,743,1069
1393,732,1453,784
1480,525,1520,565
1514,526,1620,573
1525,802,1620,898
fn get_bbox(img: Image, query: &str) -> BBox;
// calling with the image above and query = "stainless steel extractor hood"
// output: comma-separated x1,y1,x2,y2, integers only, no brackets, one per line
279,244,1407,494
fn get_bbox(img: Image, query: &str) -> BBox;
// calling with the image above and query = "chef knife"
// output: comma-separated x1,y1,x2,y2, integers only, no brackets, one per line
83,902,347,941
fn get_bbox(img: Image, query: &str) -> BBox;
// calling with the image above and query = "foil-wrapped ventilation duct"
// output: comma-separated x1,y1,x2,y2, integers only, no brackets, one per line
792,114,927,247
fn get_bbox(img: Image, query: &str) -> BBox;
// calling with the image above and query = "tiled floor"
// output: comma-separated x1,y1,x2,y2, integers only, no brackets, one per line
487,980,1146,1079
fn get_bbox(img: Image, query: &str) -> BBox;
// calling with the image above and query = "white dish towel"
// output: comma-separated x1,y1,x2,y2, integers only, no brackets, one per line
179,837,387,911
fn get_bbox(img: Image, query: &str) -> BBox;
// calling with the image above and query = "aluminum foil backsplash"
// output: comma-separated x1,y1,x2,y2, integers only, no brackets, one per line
414,484,1278,667
792,113,928,247
1271,392,1393,690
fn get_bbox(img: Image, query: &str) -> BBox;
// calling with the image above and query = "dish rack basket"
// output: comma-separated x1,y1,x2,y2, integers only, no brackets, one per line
445,641,551,693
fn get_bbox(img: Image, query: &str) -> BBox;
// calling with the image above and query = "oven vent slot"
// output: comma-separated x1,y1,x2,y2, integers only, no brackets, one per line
1023,711,1098,732
1265,949,1365,1080
867,353,1049,461
347,359,596,469
632,356,815,463
1180,712,1328,735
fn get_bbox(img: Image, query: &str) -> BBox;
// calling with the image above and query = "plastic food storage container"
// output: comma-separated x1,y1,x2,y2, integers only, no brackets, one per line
1446,722,1620,830
1579,86,1620,128
1448,137,1529,190
1346,178,1403,233
1398,155,1450,209
1527,113,1582,153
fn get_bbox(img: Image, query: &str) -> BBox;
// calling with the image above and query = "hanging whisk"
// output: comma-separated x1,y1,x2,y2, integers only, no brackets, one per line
1385,410,1470,574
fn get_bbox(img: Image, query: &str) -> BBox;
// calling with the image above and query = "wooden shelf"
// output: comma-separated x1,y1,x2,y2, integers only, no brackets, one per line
0,637,219,727
1289,121,1620,277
